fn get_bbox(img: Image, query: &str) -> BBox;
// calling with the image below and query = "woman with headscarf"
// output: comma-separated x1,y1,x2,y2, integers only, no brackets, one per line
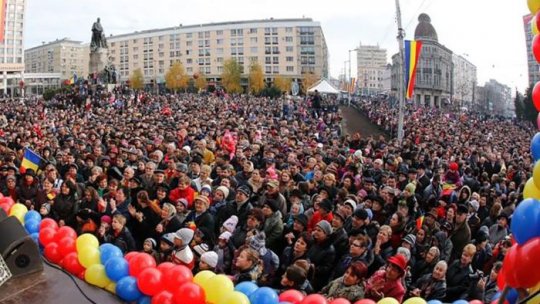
411,246,440,282
321,261,369,303
155,202,182,238
51,180,78,228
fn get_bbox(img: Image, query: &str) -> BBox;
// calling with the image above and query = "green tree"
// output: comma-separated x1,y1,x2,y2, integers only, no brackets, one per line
301,72,319,94
274,75,291,94
194,72,208,92
129,68,144,90
523,84,539,123
248,62,264,95
165,61,188,93
221,58,243,94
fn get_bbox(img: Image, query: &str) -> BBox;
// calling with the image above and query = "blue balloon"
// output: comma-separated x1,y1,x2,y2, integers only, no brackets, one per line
105,257,129,282
137,296,151,304
427,301,443,304
249,287,278,304
510,198,540,244
25,220,40,234
235,281,259,297
116,276,143,302
30,232,39,244
506,288,519,304
100,243,123,265
452,300,468,304
532,133,540,161
24,210,41,223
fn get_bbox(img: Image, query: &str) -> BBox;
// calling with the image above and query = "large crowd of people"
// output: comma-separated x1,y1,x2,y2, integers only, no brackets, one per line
0,91,533,303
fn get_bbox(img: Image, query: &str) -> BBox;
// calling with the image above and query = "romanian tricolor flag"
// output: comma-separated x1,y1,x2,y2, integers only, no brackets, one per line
20,148,42,173
348,78,356,94
404,40,423,99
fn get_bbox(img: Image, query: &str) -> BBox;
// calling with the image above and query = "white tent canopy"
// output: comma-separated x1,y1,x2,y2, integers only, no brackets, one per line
307,79,340,95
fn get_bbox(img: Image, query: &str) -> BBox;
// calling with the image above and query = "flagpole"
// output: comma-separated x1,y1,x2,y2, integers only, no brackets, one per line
395,0,406,145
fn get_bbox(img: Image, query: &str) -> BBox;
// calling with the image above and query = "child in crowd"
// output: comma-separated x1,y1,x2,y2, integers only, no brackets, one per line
173,228,195,269
158,233,176,263
198,251,218,273
102,214,136,253
221,215,239,234
143,238,160,263
215,231,233,274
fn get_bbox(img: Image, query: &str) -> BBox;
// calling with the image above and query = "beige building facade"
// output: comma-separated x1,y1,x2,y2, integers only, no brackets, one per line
106,18,328,85
356,43,388,95
25,38,89,81
0,0,26,95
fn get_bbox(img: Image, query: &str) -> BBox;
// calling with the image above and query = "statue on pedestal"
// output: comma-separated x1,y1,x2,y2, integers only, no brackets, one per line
91,18,107,51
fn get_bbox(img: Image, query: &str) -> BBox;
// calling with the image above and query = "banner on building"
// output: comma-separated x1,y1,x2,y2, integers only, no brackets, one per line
404,40,423,99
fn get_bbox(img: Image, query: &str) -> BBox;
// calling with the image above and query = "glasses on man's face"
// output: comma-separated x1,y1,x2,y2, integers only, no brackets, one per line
351,242,362,248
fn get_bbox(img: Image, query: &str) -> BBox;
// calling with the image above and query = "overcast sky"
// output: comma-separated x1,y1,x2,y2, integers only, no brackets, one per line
25,0,530,91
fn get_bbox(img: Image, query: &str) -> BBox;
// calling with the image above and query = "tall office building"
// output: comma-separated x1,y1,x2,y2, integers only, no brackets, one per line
25,38,89,80
106,18,328,85
0,0,26,95
524,14,540,86
452,54,477,109
355,43,388,95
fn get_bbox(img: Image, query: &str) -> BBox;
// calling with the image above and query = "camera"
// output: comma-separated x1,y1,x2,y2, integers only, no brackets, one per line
469,270,484,281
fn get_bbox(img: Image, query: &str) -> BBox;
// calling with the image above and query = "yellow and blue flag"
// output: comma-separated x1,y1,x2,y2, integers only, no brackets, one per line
404,40,423,99
20,148,42,173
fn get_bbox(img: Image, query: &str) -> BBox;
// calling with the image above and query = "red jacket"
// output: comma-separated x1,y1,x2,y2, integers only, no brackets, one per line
307,211,334,233
169,186,195,209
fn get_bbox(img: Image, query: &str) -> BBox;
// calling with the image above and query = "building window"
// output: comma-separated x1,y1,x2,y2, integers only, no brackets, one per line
265,56,271,64
251,47,258,53
286,56,293,62
285,27,293,32
273,66,279,73
250,28,257,34
285,36,293,43
216,30,223,35
216,39,223,45
250,37,258,43
265,66,272,73
272,56,279,64
286,66,294,72
286,46,293,52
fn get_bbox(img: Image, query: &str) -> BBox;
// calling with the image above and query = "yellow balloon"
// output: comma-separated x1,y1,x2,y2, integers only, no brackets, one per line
76,233,100,251
193,270,216,287
203,274,234,304
529,0,540,14
378,298,400,304
218,291,250,304
534,161,540,189
524,177,540,199
78,246,101,268
10,210,26,224
403,297,427,304
528,281,540,304
105,282,117,294
533,16,540,35
85,264,111,288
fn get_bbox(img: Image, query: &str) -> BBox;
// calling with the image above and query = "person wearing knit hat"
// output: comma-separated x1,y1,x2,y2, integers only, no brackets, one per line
263,199,280,213
219,231,232,241
173,228,195,269
221,215,239,233
159,233,176,263
216,231,234,273
401,234,416,250
39,203,51,217
216,185,230,199
143,238,160,262
319,199,333,213
200,184,213,195
404,183,416,195
236,184,252,198
199,251,218,271
293,214,308,229
249,231,268,255
315,220,333,236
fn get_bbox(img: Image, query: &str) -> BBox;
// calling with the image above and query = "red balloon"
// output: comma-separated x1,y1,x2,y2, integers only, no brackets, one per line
279,289,305,304
61,252,86,276
125,251,140,263
503,244,520,288
39,227,57,247
157,262,175,273
163,265,193,291
128,253,156,277
354,300,376,304
173,282,205,304
0,203,11,214
537,113,540,131
0,196,14,207
513,237,540,288
534,81,540,112
330,299,351,304
77,270,85,280
152,290,173,304
54,226,77,242
57,237,77,256
44,242,63,264
469,300,483,304
301,294,328,304
40,218,59,231
137,267,163,296
534,35,540,64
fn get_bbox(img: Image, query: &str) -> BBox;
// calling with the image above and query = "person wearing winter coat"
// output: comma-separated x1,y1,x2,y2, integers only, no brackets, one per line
411,246,440,282
261,199,284,253
409,261,448,301
432,231,453,263
331,234,373,280
321,261,368,303
307,220,336,291
445,244,476,302
102,214,136,253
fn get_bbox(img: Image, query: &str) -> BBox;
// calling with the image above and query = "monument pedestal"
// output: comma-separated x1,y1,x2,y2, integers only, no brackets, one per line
89,48,108,75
